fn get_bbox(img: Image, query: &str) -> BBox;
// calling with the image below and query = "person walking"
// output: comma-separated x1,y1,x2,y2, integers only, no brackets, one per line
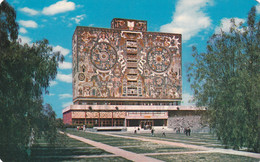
162,128,166,137
187,127,191,136
151,128,154,136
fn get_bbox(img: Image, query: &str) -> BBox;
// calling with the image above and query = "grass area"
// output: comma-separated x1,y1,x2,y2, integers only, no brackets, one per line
150,153,259,162
30,156,131,162
30,130,260,162
71,157,131,162
123,145,195,153
118,132,225,148
66,130,154,147
30,133,128,161
66,130,197,153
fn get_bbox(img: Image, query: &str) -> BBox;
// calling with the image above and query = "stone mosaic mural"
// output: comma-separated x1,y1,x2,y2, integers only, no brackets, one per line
72,19,182,100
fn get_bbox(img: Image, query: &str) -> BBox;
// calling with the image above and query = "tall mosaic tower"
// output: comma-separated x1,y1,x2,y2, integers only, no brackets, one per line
73,18,182,103
63,18,185,128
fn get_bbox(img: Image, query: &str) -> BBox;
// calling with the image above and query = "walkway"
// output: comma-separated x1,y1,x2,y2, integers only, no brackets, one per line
102,133,260,159
65,133,163,162
63,131,260,161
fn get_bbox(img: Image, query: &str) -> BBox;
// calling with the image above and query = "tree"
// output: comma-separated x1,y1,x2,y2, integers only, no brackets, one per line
0,40,64,161
40,104,58,145
0,0,18,48
0,1,64,161
187,7,259,152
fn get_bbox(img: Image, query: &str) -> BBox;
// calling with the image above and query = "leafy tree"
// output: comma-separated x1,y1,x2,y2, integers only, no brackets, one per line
40,104,58,145
0,1,64,161
56,118,66,130
0,0,18,48
187,7,259,152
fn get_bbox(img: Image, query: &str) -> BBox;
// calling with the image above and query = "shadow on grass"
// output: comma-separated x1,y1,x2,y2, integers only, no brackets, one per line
150,153,259,162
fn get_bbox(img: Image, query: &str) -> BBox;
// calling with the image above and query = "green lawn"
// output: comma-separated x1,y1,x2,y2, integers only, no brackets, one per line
30,133,130,161
118,132,225,148
30,130,260,162
66,130,155,147
150,153,259,162
67,130,259,161
30,156,131,162
123,145,196,153
66,130,197,153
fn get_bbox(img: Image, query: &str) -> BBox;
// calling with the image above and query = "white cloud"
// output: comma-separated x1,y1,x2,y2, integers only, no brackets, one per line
182,92,195,106
50,80,57,87
53,45,70,56
19,27,27,34
62,101,73,108
188,43,198,47
59,61,72,69
256,4,260,15
19,7,39,16
42,0,75,15
57,72,72,83
71,14,86,24
215,18,245,34
160,0,212,41
48,93,55,96
59,93,73,99
19,20,38,28
18,35,32,45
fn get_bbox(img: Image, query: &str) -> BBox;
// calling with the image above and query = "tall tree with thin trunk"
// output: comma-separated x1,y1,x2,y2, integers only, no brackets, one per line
0,1,64,161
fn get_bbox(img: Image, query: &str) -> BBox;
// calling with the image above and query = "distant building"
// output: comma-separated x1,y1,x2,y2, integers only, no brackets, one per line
63,18,206,130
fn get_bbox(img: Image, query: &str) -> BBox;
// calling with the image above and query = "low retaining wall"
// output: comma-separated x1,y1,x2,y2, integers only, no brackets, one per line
168,115,209,133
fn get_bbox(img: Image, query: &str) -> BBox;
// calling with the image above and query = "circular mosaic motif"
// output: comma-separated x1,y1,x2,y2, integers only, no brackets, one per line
90,42,117,70
78,73,85,81
153,77,164,87
147,46,171,73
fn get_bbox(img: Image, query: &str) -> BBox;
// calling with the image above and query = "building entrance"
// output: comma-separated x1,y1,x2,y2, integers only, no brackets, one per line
127,119,166,127
140,120,153,129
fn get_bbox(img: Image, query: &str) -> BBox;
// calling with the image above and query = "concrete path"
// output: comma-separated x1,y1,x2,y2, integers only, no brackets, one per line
102,133,260,159
65,133,163,162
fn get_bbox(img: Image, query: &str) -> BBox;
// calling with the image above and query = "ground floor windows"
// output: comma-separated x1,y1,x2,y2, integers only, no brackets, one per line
72,118,124,127
126,119,167,128
74,101,181,106
72,118,166,128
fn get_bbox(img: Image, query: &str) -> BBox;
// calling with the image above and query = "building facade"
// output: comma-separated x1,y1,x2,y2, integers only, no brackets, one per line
63,18,204,129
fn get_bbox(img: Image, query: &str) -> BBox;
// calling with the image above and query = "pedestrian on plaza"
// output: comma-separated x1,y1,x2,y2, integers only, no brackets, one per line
151,128,154,136
187,127,191,136
176,127,180,134
184,127,187,136
162,128,166,137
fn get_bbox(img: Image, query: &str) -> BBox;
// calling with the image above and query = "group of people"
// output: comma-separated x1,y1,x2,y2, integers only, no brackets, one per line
77,125,86,131
151,128,166,137
134,127,140,134
174,127,191,136
134,127,192,137
133,127,166,137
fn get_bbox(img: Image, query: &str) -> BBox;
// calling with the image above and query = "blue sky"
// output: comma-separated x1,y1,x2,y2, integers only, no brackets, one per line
7,0,260,118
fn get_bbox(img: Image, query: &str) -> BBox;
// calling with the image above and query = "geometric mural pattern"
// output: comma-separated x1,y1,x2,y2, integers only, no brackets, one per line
72,18,182,101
